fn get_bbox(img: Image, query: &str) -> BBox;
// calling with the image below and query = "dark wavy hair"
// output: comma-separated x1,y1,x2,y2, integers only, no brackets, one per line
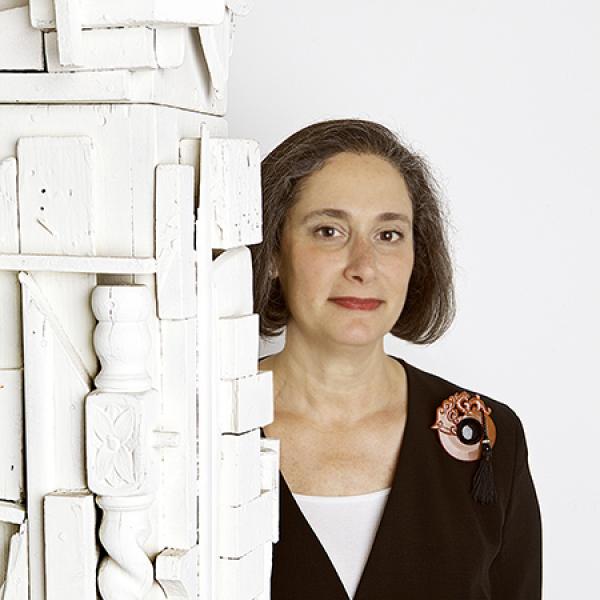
248,118,456,345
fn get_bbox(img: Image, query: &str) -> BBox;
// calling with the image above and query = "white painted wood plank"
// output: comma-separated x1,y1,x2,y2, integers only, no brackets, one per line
20,273,91,600
158,319,197,550
212,246,253,317
155,27,186,69
0,158,17,253
207,139,262,249
218,371,273,434
156,165,196,319
0,254,157,274
43,491,96,600
156,546,198,599
217,314,259,379
217,543,263,600
0,158,22,370
219,430,261,507
218,489,273,558
0,370,23,503
0,522,28,600
0,502,25,526
30,0,225,29
18,136,95,256
0,7,44,71
196,123,218,600
54,0,83,67
0,72,132,103
45,26,156,72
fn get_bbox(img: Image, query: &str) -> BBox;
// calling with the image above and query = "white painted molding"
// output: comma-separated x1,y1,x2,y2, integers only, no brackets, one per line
87,284,162,599
96,495,155,600
0,254,157,274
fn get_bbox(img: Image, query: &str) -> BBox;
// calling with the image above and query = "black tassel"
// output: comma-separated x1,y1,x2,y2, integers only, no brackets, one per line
471,409,497,504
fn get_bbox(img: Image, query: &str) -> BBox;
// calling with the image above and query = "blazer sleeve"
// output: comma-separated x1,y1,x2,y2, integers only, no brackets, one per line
490,410,543,599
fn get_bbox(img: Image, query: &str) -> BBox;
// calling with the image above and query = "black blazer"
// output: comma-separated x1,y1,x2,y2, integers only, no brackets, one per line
259,355,542,599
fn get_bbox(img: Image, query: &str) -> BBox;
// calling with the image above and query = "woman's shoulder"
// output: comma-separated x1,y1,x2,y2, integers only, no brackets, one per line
398,356,529,455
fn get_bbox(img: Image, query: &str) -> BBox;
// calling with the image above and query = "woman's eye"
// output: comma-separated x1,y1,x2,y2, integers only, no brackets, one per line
314,226,342,239
379,230,404,242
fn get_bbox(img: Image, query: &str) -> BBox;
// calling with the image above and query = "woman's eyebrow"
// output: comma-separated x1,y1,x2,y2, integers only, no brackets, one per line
300,208,411,225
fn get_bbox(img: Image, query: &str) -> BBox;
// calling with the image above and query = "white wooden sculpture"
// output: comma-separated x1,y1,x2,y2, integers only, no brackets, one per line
0,1,278,598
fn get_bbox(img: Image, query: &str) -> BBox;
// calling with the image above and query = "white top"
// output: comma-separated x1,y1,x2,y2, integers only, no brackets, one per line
292,487,391,599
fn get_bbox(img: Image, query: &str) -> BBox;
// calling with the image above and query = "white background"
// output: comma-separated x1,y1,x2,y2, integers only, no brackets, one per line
227,1,600,597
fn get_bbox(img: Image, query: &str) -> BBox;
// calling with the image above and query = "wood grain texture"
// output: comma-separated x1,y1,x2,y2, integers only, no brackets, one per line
206,138,262,249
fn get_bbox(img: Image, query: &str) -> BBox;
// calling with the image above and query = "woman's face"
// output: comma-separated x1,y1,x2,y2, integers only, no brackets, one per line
276,151,415,349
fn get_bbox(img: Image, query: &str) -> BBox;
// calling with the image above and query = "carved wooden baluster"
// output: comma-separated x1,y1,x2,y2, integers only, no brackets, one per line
85,285,159,600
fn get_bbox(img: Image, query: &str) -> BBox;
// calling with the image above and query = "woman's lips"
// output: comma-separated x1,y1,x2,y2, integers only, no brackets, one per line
330,297,383,310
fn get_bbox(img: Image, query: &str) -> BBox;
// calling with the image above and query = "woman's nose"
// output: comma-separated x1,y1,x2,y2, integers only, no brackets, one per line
344,237,377,280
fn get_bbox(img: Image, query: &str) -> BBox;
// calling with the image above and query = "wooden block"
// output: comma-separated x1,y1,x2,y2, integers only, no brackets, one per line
0,370,23,503
86,389,159,497
54,0,83,67
158,319,197,550
0,522,28,600
0,157,22,370
0,501,25,525
207,138,262,249
30,0,225,29
20,272,91,600
156,164,196,319
260,438,280,544
217,314,259,379
217,543,264,600
219,430,261,507
156,546,198,599
212,246,253,318
218,490,273,558
155,27,186,68
43,491,96,600
45,26,156,72
0,7,44,71
18,136,95,256
218,371,273,434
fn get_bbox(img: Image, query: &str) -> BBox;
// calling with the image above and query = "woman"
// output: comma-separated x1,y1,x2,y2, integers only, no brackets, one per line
253,119,542,599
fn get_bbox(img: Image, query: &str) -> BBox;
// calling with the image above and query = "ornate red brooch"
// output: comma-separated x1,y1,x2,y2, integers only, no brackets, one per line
431,391,498,504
